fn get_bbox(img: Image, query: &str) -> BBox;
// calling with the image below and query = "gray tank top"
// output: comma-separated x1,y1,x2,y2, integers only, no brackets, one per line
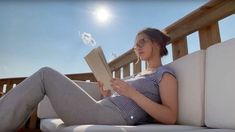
104,65,176,125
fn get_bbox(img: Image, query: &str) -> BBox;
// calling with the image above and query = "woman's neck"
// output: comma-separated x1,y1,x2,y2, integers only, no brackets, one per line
146,56,162,71
146,61,162,71
139,62,162,76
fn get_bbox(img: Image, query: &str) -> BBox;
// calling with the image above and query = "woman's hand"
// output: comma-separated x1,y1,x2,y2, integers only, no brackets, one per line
97,81,111,97
110,78,138,99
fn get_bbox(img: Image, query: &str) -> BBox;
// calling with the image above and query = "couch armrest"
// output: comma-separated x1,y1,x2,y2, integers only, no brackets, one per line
37,80,102,119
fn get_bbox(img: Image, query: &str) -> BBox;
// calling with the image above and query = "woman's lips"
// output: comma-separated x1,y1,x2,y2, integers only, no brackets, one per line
139,52,144,55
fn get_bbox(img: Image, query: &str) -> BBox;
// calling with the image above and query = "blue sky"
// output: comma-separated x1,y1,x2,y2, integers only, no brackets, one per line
0,0,234,78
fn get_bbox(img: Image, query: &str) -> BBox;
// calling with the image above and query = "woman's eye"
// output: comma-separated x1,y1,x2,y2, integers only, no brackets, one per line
139,39,145,44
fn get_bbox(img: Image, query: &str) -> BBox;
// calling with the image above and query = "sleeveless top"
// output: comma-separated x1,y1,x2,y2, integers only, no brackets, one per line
103,66,176,125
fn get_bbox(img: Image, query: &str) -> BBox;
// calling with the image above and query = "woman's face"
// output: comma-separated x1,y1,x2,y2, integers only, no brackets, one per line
134,33,155,61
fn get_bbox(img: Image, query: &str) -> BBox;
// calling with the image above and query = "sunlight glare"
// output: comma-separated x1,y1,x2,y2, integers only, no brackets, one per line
94,7,111,23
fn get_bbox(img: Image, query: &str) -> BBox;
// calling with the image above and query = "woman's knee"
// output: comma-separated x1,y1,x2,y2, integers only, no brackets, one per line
38,67,58,76
39,67,54,72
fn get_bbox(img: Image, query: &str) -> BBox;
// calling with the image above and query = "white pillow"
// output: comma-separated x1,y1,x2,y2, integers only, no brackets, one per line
205,38,235,129
167,50,206,126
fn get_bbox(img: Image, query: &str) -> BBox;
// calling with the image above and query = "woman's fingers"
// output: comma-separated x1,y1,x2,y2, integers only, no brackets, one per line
111,80,124,94
110,78,127,88
110,78,135,98
98,80,112,97
98,81,103,87
106,90,111,96
110,78,120,85
98,81,105,92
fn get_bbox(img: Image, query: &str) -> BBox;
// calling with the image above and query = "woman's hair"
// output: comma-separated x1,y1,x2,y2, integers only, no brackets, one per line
136,28,171,57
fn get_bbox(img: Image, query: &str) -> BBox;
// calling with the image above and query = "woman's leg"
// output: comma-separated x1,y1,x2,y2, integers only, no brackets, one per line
0,67,126,131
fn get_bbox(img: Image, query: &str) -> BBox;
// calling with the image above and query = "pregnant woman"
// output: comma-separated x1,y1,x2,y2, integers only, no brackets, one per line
0,28,178,131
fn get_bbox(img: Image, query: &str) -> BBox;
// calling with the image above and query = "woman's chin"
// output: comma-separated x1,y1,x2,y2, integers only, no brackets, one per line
139,57,147,61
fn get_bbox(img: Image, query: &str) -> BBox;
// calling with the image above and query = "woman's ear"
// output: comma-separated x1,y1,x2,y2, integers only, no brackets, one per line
152,41,160,49
151,42,161,56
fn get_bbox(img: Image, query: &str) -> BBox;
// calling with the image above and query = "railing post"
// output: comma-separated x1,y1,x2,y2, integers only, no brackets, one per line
0,81,4,97
115,69,121,78
123,64,130,78
29,109,38,128
172,37,188,60
6,81,13,93
133,60,141,74
199,22,221,49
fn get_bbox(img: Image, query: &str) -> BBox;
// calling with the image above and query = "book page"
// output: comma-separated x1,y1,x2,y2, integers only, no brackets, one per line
97,47,112,77
84,46,113,92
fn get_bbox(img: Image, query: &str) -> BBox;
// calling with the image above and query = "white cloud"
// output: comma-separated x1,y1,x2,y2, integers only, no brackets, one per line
80,32,97,47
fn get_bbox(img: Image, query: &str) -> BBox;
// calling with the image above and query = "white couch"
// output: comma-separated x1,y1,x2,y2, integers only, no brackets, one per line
37,38,235,132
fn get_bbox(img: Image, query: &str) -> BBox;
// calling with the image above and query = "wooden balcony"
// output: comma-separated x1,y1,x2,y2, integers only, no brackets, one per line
0,0,234,130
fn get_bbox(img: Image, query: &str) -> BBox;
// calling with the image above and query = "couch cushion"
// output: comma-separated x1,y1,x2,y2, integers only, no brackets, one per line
37,80,101,118
205,38,235,129
40,118,205,132
179,129,235,132
72,80,101,100
37,96,59,118
167,50,206,126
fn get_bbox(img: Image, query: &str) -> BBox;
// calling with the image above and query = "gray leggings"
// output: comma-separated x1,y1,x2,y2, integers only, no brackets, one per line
0,67,127,131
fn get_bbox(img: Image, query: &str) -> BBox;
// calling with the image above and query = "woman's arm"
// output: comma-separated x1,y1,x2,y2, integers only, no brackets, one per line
111,73,178,124
131,73,178,124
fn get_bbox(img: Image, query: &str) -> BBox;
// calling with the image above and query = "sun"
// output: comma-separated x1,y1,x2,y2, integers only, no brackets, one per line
94,7,111,23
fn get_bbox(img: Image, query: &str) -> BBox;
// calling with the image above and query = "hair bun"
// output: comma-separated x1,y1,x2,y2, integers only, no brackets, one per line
161,33,171,45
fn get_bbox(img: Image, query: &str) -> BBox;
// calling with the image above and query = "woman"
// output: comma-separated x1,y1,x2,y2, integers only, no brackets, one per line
0,28,178,131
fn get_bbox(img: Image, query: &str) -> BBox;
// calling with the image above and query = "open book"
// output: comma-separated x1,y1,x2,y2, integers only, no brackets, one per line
84,46,113,92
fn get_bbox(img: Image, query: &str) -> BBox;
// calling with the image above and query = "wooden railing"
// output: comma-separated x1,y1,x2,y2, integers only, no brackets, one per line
108,0,235,75
0,0,234,130
0,73,95,97
0,72,95,129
